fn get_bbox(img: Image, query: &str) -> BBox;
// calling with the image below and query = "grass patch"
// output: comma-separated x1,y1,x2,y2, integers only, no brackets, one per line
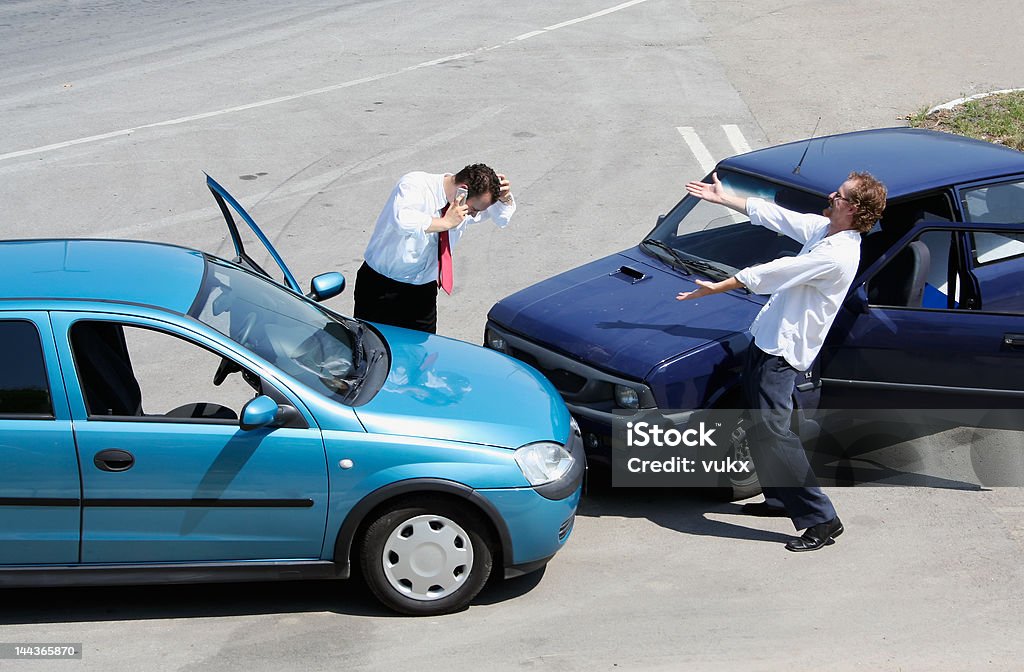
908,90,1024,151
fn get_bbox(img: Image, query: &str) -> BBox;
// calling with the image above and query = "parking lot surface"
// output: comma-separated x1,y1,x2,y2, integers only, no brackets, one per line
2,1,1023,669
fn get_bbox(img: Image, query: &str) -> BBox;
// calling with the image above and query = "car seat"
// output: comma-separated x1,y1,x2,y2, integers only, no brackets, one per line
868,240,931,307
71,322,143,416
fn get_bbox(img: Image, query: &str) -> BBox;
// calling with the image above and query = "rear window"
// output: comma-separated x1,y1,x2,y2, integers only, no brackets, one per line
0,320,53,418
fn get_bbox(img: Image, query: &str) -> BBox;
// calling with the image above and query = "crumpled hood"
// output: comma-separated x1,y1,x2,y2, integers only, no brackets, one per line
354,325,571,448
488,248,762,378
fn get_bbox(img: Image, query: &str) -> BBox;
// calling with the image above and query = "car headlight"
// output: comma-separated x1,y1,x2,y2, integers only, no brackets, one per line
614,384,640,409
485,328,510,353
514,442,574,486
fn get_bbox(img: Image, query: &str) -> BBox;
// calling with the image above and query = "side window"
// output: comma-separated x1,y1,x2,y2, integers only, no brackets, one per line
859,193,955,275
867,229,1024,315
0,320,53,418
968,231,1024,314
963,180,1024,223
70,321,260,422
971,230,1024,266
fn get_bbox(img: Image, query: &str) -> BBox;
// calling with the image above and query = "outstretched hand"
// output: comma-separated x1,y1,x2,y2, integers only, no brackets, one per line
676,279,716,301
685,171,726,204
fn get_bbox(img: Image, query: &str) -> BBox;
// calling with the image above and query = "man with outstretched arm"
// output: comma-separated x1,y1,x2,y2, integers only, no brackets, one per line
677,171,886,551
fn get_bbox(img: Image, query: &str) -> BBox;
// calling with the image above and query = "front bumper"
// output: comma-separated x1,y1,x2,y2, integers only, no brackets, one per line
476,420,585,578
476,484,581,577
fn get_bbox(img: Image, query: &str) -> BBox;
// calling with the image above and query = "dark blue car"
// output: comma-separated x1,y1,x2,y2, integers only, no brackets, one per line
485,128,1024,496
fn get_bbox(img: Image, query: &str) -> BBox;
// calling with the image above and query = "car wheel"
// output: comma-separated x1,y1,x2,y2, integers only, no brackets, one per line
724,409,765,497
716,411,762,501
359,498,493,616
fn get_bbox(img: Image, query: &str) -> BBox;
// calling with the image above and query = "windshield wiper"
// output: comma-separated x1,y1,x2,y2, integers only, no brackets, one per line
640,238,691,275
350,322,365,370
344,349,384,401
678,257,731,280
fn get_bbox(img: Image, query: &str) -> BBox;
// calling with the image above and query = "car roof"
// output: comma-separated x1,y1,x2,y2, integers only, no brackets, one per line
0,239,206,313
719,127,1024,200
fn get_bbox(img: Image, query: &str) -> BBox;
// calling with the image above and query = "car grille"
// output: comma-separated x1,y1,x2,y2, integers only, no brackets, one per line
510,347,587,394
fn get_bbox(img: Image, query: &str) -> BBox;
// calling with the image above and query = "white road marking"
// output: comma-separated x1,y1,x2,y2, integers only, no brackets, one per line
514,30,547,41
677,125,753,223
722,124,751,155
543,0,652,31
0,0,654,164
675,126,716,175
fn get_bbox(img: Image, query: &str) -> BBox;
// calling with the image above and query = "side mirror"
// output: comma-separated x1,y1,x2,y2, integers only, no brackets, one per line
307,272,345,302
656,214,666,226
240,395,280,431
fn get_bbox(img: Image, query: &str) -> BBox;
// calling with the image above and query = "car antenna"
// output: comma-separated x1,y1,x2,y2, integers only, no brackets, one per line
792,117,822,175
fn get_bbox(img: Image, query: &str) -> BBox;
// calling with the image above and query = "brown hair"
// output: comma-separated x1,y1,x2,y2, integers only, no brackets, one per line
453,164,501,202
846,171,887,233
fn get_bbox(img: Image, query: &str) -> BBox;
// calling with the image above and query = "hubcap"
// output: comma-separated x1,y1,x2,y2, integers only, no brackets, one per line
382,514,474,601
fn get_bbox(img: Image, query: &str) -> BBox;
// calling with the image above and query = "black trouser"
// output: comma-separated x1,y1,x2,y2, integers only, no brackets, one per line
353,262,439,334
743,345,837,530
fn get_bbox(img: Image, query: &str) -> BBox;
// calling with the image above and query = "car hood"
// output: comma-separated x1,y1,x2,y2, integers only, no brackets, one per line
488,248,762,378
354,325,571,449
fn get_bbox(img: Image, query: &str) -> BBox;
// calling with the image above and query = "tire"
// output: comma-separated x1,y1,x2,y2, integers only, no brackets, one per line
359,498,493,616
720,409,761,497
709,410,763,501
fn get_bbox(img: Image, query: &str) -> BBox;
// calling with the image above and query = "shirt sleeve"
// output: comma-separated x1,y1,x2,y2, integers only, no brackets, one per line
480,193,516,229
735,246,843,296
390,177,435,241
747,197,827,245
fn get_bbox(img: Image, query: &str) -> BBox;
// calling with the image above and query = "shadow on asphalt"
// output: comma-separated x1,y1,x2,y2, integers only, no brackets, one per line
576,480,795,545
0,567,544,624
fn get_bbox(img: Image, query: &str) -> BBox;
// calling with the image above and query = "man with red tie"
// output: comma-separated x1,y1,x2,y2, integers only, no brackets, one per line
354,164,515,334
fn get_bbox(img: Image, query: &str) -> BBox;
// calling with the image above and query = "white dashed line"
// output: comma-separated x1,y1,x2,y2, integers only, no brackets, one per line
543,0,652,31
0,0,654,164
676,126,716,175
722,124,751,155
514,30,547,41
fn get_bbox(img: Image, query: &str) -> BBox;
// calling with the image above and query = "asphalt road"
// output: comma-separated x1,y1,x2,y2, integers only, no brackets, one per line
2,1,1023,670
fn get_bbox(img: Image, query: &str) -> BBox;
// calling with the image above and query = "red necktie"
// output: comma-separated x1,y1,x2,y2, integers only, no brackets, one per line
437,203,454,295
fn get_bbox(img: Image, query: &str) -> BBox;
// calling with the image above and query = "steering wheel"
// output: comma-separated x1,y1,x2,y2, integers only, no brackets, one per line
213,357,241,386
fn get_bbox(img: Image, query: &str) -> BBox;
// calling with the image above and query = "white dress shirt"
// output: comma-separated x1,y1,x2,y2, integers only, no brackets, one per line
734,198,861,371
363,171,516,285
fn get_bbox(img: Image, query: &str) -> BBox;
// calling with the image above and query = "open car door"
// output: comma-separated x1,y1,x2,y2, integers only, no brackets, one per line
206,174,302,295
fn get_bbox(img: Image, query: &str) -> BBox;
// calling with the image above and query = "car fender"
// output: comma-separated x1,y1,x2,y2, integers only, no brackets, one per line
330,478,514,578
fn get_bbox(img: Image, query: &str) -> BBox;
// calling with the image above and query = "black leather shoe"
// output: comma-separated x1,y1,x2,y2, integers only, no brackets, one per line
740,502,788,517
785,517,844,552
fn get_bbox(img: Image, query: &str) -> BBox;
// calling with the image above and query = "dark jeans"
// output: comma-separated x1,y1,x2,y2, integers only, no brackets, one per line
743,345,836,530
353,262,439,334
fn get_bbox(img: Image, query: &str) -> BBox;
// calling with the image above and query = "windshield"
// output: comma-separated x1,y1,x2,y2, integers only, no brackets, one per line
643,169,828,278
190,258,363,403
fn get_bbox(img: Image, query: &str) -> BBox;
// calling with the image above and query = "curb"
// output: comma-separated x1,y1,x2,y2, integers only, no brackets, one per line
927,88,1024,114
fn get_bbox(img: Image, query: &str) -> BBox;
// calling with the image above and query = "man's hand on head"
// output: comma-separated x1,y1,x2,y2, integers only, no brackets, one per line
497,173,513,204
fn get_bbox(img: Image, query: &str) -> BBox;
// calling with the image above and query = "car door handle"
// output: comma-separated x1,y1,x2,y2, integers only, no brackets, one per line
1004,333,1024,348
94,449,135,472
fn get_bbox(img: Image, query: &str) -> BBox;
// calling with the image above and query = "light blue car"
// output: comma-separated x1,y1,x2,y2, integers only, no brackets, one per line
0,176,583,615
